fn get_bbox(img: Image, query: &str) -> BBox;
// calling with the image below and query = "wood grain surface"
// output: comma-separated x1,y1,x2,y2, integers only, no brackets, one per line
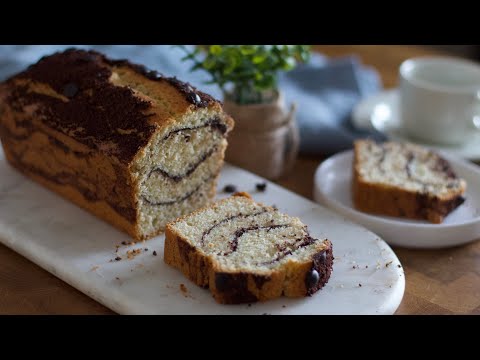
1,45,478,315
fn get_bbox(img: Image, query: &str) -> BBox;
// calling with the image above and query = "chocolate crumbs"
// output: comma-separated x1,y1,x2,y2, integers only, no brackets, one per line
223,184,237,193
153,251,157,256
256,182,267,192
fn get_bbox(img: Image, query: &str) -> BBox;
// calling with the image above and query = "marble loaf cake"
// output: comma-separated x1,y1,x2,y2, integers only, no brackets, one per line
353,140,466,223
164,193,333,304
0,49,234,240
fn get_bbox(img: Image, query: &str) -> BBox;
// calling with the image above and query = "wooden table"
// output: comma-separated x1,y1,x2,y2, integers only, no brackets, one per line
1,45,479,314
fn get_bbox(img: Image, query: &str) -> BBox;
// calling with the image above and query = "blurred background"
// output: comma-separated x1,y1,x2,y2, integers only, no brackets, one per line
427,45,480,60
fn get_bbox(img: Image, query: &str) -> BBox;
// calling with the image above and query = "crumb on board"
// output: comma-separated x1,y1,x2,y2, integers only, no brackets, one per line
115,256,122,261
385,261,393,268
223,184,237,193
115,277,120,280
397,264,402,268
89,265,100,272
247,303,252,307
180,283,188,294
121,241,127,246
127,248,143,260
365,265,368,268
256,182,267,192
144,248,148,252
359,283,362,287
153,251,157,256
282,305,286,308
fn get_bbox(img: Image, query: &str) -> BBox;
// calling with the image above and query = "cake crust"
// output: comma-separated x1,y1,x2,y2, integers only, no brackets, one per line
164,193,334,304
0,49,234,240
352,140,466,223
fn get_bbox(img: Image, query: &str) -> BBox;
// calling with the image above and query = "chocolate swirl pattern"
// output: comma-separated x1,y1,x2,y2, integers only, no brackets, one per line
164,193,333,304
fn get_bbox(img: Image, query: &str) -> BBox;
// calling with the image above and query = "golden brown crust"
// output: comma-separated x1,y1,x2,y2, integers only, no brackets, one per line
352,141,466,223
3,145,139,238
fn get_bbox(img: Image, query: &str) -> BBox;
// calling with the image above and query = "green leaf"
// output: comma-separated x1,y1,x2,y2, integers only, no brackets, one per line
209,45,222,55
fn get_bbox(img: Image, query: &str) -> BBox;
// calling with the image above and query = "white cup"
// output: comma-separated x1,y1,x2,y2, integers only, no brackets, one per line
399,57,480,145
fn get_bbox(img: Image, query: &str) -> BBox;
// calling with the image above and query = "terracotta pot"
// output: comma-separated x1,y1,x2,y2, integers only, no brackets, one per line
223,92,299,180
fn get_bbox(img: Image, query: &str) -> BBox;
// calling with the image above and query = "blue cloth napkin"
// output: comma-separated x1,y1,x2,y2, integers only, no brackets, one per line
0,45,383,155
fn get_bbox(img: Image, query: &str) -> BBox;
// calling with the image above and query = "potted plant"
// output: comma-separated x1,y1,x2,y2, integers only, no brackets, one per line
179,45,311,180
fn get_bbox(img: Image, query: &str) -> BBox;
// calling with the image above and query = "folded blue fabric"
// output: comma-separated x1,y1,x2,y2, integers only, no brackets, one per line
0,45,383,155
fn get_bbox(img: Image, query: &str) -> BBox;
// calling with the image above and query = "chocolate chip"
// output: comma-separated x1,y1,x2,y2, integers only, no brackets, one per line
256,182,267,192
63,82,78,98
153,251,157,256
223,184,237,193
306,269,320,288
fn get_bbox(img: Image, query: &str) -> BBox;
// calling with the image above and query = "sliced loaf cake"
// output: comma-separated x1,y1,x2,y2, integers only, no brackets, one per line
353,140,466,223
164,192,333,304
0,49,234,240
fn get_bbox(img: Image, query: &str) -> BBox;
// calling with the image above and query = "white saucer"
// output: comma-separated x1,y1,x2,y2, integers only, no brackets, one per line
352,89,480,161
313,150,480,249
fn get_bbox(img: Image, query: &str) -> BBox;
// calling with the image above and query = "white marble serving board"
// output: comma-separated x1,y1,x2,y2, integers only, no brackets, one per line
0,150,405,314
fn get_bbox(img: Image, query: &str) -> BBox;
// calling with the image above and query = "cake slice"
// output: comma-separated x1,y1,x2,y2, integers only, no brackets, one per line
164,192,333,304
0,49,234,240
353,140,466,223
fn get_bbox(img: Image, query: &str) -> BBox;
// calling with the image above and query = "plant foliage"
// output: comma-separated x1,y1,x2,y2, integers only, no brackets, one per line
178,45,311,104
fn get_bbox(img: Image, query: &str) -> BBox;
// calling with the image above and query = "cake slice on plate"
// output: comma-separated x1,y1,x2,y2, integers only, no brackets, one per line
164,192,333,304
353,139,466,223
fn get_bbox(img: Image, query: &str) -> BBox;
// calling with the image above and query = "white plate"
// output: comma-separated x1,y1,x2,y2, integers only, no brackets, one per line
352,89,480,161
314,150,480,249
0,150,404,314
